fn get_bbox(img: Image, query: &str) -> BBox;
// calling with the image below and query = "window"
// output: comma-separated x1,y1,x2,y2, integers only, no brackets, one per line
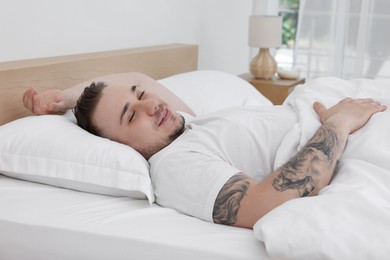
292,0,390,80
275,0,300,69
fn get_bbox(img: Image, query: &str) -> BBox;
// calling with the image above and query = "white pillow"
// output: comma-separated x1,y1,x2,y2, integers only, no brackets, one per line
0,111,154,202
158,70,273,115
0,70,270,201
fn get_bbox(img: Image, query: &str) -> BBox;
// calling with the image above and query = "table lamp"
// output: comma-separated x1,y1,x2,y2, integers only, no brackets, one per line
248,15,282,79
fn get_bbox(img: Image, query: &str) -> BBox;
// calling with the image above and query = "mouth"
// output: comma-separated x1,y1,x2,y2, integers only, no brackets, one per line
158,107,172,127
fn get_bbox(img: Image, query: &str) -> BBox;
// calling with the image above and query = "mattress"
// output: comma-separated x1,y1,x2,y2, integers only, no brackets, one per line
0,175,269,260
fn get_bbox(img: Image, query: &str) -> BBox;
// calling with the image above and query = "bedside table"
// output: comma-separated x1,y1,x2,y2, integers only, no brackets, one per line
240,73,305,105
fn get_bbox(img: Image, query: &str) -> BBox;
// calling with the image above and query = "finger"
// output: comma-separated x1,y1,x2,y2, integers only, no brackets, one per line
357,98,374,104
345,98,382,108
22,89,28,107
47,101,67,114
32,95,41,114
371,100,386,111
372,103,387,112
340,97,373,104
22,87,32,104
22,87,37,110
32,94,50,115
361,99,386,110
313,101,326,116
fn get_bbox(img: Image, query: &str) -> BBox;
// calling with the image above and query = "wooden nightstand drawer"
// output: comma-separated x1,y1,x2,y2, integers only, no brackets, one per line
240,73,305,105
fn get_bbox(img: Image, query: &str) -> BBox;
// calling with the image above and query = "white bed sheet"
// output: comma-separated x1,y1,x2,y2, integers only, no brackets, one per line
0,175,269,260
254,77,390,259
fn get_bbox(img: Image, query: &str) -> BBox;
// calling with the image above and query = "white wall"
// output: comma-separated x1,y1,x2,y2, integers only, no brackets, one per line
0,0,260,75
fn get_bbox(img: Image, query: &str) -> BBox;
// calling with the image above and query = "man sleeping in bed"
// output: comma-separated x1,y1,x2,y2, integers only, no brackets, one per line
22,72,386,229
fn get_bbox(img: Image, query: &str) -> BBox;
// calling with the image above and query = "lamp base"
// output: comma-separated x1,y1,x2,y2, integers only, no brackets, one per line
250,48,277,80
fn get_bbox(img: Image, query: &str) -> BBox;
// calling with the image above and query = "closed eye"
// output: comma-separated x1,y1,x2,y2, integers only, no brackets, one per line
139,90,145,100
120,86,140,125
128,111,135,123
128,90,146,123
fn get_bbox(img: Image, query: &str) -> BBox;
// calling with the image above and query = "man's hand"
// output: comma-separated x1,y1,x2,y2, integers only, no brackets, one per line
313,98,386,134
23,87,74,115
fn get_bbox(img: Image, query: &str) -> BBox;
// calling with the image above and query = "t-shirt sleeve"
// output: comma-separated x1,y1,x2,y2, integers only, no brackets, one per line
150,150,240,222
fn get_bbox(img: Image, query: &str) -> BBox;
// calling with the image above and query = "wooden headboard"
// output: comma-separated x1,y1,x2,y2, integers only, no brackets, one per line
0,44,198,125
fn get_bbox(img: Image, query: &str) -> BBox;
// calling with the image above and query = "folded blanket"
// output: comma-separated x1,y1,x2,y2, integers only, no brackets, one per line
254,77,390,259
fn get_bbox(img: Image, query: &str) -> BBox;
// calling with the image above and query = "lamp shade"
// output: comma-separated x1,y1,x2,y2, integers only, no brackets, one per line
248,15,282,48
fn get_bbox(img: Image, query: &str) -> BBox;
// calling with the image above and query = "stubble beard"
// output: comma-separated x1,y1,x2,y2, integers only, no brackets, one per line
168,114,186,142
143,114,186,159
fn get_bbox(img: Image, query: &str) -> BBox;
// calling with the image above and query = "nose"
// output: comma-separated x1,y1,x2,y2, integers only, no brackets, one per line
135,99,160,116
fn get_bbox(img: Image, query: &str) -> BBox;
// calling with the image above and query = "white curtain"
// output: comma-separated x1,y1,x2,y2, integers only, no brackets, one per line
294,0,390,80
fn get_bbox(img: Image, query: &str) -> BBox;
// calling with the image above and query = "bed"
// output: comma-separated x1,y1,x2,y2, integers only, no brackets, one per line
1,44,390,260
0,44,271,260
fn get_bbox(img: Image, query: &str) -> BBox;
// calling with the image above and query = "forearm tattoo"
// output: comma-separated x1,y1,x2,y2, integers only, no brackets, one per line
213,173,250,225
273,123,342,197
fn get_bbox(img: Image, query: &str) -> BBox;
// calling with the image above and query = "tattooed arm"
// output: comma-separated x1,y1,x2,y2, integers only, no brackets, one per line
213,98,386,229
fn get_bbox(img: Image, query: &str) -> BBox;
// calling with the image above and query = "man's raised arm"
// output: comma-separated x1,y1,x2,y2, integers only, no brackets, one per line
213,98,386,229
22,73,145,115
23,72,195,116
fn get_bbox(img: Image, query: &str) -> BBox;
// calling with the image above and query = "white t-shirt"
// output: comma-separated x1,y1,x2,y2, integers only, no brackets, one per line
149,106,297,222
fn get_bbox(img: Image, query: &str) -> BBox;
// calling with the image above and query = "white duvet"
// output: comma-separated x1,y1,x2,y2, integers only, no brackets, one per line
253,77,390,259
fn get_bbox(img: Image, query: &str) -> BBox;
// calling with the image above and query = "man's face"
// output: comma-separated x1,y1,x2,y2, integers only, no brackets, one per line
92,84,185,159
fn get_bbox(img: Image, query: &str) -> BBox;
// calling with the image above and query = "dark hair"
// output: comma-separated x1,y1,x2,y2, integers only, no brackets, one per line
73,81,107,136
